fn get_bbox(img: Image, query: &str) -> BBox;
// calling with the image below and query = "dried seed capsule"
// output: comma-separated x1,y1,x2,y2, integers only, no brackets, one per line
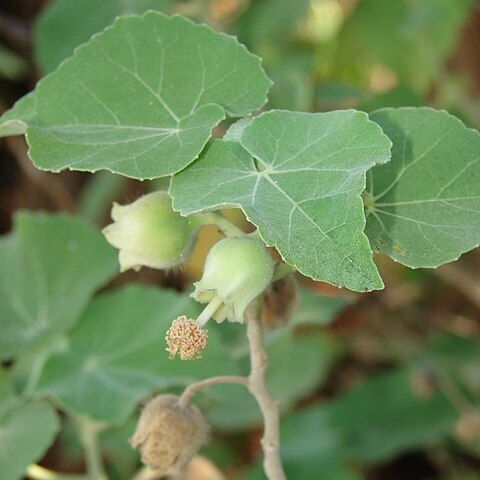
102,191,201,272
130,394,209,474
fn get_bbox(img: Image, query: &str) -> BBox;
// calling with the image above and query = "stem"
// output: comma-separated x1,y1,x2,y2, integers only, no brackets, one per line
178,375,248,409
434,263,480,311
197,212,244,237
26,465,86,480
130,466,162,480
73,416,108,480
196,296,224,327
272,262,296,282
4,136,76,213
245,307,286,480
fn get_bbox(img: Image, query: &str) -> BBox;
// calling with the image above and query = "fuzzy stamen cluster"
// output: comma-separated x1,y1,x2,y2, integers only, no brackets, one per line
165,316,208,360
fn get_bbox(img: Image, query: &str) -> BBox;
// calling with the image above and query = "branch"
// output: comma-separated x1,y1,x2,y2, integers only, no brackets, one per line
4,136,76,213
177,375,248,409
72,415,108,480
245,307,286,480
434,262,480,311
130,466,163,480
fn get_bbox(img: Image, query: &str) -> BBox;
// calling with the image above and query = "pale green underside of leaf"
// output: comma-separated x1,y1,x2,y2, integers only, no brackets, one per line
171,110,392,292
0,212,118,360
366,107,480,268
34,0,173,73
0,93,35,136
0,400,60,480
35,285,240,423
0,12,271,179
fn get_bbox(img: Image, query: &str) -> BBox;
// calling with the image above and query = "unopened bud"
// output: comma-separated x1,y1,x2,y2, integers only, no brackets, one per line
192,235,274,323
130,394,209,474
166,316,208,361
102,191,200,272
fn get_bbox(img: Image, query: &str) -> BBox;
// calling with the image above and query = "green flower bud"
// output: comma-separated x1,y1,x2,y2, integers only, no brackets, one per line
102,191,200,272
192,235,274,323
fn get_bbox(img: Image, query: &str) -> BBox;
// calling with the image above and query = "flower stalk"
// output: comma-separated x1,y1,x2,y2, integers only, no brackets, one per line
245,306,286,480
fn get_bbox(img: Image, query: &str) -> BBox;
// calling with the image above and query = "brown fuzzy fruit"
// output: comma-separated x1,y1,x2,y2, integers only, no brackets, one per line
129,394,209,474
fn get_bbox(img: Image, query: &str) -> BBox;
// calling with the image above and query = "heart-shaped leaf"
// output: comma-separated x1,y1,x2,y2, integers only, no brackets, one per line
0,212,118,360
171,110,392,291
0,400,60,480
365,108,480,268
35,0,173,73
35,285,240,423
0,12,271,179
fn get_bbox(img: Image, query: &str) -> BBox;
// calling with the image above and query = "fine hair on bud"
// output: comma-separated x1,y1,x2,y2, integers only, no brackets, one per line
261,275,299,330
130,394,209,474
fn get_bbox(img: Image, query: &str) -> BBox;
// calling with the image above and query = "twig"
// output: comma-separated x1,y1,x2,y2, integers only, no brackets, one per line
4,136,76,212
26,464,86,480
245,307,286,480
130,466,164,480
177,375,248,409
0,14,31,49
434,262,480,311
73,415,108,480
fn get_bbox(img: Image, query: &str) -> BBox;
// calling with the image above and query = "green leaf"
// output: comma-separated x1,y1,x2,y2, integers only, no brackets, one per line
359,86,423,113
242,460,362,480
0,212,118,360
1,13,271,180
78,171,126,223
35,0,173,73
0,400,60,480
232,0,310,52
100,418,139,478
365,108,480,268
171,110,392,291
35,285,240,423
289,287,352,328
281,368,457,466
0,93,35,137
0,371,16,418
336,0,474,92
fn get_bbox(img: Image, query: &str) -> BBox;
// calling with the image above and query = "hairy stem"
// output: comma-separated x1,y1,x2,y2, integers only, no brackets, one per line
73,415,108,480
26,464,86,480
178,375,248,409
245,307,286,480
130,466,162,480
4,136,76,213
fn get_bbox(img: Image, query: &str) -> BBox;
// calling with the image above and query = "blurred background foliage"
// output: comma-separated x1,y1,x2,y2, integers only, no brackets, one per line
1,1,480,479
